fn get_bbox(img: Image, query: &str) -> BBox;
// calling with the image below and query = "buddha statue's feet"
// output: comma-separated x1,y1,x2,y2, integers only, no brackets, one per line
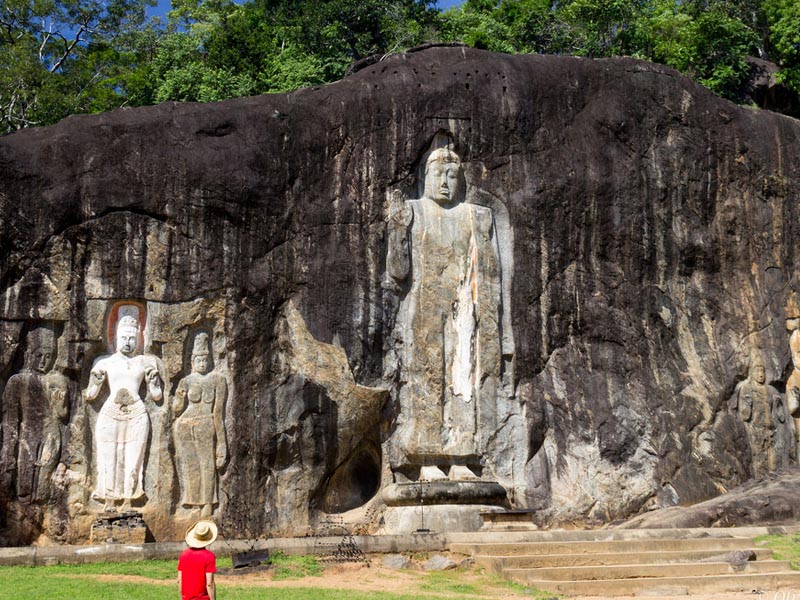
449,465,479,481
419,465,448,481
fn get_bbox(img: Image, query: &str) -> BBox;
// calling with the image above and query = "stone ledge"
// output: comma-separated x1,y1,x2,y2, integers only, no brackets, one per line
0,533,447,566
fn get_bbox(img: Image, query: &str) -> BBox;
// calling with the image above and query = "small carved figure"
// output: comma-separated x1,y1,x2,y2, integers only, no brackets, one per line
731,354,793,477
771,392,797,469
387,133,505,480
84,308,163,511
786,319,800,418
173,333,228,517
1,327,68,502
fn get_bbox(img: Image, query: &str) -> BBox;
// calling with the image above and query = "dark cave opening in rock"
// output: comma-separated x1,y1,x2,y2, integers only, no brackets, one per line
322,447,381,513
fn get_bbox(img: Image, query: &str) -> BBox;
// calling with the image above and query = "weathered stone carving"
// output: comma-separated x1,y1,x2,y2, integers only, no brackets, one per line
731,352,797,477
386,133,507,480
786,317,800,419
173,332,228,518
1,327,69,503
84,306,163,511
731,354,774,476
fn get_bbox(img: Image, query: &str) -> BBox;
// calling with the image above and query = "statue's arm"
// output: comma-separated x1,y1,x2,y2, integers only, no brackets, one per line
738,386,753,421
791,329,800,370
52,379,68,421
84,361,107,402
386,191,412,282
144,357,164,403
214,376,228,468
788,386,800,418
1,379,21,470
173,379,187,416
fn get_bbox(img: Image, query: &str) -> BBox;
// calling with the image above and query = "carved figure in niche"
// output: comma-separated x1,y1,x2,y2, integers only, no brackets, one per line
1,327,69,502
387,133,504,481
732,354,774,476
173,332,227,517
85,308,163,511
785,318,800,419
771,392,797,469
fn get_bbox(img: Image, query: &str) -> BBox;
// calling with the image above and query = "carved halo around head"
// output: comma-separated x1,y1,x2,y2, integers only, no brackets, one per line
107,302,145,353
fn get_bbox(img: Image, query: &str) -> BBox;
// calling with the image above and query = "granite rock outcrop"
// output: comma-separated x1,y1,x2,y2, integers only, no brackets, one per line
2,46,800,542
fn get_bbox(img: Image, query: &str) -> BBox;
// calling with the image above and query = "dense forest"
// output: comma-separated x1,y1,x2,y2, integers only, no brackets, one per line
1,0,799,133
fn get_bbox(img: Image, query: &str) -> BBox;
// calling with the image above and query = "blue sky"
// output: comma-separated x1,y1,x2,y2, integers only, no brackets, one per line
149,0,464,19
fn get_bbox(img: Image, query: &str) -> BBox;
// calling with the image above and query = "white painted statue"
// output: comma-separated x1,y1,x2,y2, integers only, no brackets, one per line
85,309,163,511
173,332,228,518
387,134,504,481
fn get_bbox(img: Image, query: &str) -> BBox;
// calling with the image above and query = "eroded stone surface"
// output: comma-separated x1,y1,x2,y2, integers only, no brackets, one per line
618,467,800,528
2,47,800,542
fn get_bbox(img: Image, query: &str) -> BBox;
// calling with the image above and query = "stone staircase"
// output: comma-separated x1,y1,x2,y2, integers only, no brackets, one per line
449,527,800,596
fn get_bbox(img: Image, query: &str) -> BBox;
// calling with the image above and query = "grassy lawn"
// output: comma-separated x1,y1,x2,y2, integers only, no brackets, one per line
757,534,800,569
0,554,545,600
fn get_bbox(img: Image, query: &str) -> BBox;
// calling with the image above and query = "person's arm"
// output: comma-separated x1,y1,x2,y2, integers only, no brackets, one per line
177,570,182,597
206,572,216,600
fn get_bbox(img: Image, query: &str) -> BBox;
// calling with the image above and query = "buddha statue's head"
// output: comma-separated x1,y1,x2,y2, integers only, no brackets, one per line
116,315,140,356
25,328,55,374
423,146,464,206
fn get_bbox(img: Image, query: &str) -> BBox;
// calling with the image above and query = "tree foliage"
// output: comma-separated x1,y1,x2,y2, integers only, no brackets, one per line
2,0,799,133
0,0,155,131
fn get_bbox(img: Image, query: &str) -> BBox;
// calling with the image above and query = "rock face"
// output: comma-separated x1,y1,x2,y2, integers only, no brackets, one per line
2,47,800,543
618,467,800,528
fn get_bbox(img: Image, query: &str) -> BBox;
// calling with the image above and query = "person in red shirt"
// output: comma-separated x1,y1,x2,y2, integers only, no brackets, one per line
177,520,218,600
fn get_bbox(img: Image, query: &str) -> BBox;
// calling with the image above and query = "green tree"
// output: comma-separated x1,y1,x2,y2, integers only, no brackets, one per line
138,0,440,103
0,0,156,132
762,0,800,93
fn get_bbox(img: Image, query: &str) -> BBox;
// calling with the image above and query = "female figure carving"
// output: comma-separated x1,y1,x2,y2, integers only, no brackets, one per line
173,333,228,517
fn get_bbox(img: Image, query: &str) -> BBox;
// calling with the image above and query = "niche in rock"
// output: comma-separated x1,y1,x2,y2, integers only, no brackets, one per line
322,443,381,513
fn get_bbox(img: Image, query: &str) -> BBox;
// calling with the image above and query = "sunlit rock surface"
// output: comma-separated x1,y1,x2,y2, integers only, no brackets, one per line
2,46,800,543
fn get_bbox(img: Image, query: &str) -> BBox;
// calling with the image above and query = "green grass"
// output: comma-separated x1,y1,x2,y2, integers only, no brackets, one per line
420,569,483,595
0,555,555,599
268,550,324,580
756,534,800,569
0,559,438,600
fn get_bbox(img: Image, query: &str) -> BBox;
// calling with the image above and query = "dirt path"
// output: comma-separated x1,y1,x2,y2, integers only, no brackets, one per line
85,560,794,600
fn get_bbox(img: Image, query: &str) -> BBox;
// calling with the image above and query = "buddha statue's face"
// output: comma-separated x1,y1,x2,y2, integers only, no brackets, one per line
28,343,54,374
192,354,209,375
424,153,462,206
116,325,139,356
753,365,766,385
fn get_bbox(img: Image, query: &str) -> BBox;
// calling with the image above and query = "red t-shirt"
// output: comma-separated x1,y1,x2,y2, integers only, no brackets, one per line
178,547,217,600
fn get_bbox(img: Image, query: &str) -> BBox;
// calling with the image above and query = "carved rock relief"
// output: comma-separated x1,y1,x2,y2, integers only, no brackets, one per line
173,331,228,519
385,132,523,495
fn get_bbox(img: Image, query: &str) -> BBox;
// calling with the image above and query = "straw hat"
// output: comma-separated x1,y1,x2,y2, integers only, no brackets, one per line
185,520,218,548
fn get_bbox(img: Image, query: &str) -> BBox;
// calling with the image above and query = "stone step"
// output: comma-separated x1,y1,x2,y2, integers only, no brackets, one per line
475,548,774,570
448,525,800,544
508,572,800,596
503,559,793,581
451,537,758,556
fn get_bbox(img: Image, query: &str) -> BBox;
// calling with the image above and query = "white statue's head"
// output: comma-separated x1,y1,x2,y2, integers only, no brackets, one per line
25,328,55,374
116,315,140,356
423,146,464,206
191,332,211,374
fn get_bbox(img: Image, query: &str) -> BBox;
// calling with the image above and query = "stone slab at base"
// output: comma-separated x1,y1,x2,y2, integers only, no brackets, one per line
381,504,503,534
90,512,147,544
480,509,539,531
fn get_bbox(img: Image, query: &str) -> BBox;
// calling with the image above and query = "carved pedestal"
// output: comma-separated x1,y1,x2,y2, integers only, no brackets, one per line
90,511,147,544
381,480,509,534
